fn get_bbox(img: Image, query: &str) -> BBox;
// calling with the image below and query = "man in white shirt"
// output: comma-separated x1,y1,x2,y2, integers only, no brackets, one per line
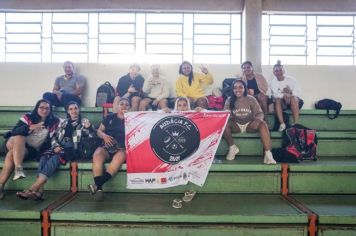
270,61,303,131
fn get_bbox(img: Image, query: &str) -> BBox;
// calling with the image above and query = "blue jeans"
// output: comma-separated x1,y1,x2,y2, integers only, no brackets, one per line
38,155,60,179
43,92,81,108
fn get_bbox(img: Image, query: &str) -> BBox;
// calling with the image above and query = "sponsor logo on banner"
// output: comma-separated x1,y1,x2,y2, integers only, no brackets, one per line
129,178,144,185
144,177,168,184
160,177,167,184
150,116,200,164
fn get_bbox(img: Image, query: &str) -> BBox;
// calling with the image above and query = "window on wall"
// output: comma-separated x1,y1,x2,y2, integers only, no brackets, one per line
0,11,242,64
262,14,356,65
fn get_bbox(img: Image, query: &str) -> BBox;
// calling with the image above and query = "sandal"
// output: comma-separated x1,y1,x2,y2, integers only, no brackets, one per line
16,189,44,201
182,190,196,202
172,198,183,209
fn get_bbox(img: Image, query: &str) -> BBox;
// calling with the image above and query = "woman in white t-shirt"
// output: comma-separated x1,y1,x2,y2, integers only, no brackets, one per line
0,99,60,200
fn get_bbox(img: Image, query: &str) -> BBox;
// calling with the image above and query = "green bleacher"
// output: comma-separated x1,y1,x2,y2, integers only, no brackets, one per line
1,107,356,236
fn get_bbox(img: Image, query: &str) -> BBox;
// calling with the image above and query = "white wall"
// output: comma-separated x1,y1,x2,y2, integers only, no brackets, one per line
0,63,355,109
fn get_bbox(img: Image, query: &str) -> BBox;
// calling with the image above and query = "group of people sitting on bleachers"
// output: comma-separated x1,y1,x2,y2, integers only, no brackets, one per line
0,59,303,200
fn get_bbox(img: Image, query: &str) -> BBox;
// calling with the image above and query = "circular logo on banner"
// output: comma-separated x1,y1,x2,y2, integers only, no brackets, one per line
150,115,200,164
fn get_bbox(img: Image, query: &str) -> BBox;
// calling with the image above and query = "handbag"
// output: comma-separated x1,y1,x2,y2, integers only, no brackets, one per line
79,135,100,160
315,99,342,119
59,137,76,161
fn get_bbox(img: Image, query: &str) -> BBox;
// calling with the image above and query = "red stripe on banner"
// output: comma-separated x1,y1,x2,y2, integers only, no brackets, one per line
186,113,228,140
126,138,168,173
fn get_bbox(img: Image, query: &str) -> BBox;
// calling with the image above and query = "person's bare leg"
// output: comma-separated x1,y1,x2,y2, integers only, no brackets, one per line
92,147,107,177
290,96,300,124
247,120,276,164
256,93,268,121
274,99,284,125
106,150,126,177
138,98,151,111
28,175,47,192
130,96,141,111
0,150,15,186
158,99,168,109
12,136,27,167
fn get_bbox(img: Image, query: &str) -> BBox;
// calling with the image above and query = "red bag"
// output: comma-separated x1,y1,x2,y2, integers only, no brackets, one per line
284,124,318,161
207,95,224,110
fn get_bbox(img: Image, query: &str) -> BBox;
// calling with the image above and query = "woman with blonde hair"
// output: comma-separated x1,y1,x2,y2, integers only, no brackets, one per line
139,64,169,111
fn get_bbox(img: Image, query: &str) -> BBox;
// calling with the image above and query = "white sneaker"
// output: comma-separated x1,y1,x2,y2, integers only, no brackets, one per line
13,166,26,181
226,144,239,161
264,150,277,164
278,123,286,132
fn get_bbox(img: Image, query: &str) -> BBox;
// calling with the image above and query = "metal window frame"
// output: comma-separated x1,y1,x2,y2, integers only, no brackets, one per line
263,14,356,65
0,11,242,64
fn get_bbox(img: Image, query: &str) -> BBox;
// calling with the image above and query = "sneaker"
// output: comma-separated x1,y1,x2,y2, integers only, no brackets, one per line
264,150,277,165
13,167,26,181
226,144,239,161
88,184,98,195
278,123,286,132
0,185,4,200
94,189,104,201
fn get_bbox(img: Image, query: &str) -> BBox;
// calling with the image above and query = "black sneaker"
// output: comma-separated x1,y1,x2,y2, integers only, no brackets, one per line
0,185,5,200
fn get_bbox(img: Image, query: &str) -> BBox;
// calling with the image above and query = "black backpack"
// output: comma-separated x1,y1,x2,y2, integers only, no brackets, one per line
272,124,318,163
222,78,239,101
315,98,342,119
95,81,116,107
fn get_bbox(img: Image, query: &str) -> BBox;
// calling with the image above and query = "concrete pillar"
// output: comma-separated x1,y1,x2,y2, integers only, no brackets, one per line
242,0,262,71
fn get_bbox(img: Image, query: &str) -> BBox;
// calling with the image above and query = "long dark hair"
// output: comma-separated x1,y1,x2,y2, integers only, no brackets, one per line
65,101,82,121
179,61,194,86
229,79,248,111
30,99,56,127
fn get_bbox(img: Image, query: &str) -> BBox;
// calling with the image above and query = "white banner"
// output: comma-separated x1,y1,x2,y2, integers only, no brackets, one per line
125,111,229,189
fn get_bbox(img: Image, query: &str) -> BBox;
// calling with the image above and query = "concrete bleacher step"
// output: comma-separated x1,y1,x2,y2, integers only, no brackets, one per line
216,131,356,156
77,159,282,194
291,195,356,236
0,191,70,236
291,110,356,131
0,162,71,192
285,157,356,194
49,193,309,236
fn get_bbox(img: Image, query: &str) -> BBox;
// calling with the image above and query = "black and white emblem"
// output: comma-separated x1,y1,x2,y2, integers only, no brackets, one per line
150,116,200,164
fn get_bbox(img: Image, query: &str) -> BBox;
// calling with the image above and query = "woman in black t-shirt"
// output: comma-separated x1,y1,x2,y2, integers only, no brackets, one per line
88,97,130,198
